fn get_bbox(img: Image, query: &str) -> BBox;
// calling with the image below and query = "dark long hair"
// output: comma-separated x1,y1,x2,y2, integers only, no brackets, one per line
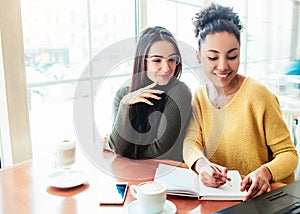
129,26,182,92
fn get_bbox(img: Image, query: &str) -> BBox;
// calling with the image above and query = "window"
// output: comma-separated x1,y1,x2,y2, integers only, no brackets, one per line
14,0,299,163
21,0,135,159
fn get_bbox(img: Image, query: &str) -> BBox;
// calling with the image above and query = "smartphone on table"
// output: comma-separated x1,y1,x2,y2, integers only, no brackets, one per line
99,182,128,205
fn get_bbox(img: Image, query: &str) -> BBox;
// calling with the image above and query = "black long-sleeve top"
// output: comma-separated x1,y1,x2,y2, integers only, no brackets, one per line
108,77,192,161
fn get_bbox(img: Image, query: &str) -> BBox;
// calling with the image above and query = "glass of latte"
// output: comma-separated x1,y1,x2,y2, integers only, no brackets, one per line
55,140,76,175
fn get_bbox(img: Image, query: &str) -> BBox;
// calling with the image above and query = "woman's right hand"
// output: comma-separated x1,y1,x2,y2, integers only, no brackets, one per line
195,159,228,188
121,82,164,105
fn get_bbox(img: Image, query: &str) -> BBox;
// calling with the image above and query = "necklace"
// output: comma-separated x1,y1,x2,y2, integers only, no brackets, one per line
212,76,239,109
215,104,222,110
214,98,224,109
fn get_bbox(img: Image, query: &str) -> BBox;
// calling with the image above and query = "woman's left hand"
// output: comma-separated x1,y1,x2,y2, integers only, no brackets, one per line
241,166,272,201
102,134,113,152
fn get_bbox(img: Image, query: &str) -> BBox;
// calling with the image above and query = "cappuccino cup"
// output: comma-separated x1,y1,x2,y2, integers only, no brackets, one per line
130,181,166,214
54,140,76,169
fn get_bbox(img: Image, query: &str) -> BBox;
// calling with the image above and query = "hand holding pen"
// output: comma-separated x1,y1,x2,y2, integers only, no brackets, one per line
194,148,232,188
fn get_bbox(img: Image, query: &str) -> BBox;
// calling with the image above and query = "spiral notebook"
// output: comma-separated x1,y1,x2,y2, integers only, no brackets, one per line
154,163,247,200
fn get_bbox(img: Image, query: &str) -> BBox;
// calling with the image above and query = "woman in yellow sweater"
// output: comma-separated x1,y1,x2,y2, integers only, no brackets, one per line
183,3,298,200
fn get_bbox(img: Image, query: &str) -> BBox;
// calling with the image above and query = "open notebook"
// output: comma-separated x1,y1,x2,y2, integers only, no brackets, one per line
154,163,247,200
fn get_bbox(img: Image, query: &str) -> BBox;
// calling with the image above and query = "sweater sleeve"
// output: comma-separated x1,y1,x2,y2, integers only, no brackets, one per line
112,87,129,124
183,89,205,168
108,86,137,157
108,82,192,159
259,90,298,182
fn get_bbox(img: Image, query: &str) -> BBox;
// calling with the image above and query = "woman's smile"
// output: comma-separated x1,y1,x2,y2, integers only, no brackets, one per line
213,71,233,79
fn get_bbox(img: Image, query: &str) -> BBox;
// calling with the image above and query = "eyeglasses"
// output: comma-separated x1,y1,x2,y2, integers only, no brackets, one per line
145,55,181,69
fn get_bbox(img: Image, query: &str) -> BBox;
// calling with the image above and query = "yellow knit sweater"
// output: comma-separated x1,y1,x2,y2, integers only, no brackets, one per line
183,77,298,184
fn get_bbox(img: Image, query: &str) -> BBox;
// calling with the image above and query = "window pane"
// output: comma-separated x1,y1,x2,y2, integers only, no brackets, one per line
147,0,204,92
246,0,294,93
21,0,135,158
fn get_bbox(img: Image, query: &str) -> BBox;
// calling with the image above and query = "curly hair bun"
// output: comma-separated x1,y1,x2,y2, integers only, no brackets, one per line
192,3,243,38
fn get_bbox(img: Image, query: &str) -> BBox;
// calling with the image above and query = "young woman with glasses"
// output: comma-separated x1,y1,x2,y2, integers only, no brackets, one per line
107,26,192,161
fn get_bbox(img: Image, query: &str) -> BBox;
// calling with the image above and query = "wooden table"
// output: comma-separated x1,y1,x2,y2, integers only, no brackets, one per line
0,146,285,214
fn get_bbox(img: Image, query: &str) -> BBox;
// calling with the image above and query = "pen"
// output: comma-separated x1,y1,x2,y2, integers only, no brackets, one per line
194,147,232,187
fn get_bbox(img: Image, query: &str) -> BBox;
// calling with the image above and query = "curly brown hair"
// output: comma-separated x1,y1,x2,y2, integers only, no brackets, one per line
192,3,243,50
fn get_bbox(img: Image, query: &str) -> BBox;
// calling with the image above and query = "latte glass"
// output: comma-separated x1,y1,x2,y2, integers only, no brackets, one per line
54,140,76,175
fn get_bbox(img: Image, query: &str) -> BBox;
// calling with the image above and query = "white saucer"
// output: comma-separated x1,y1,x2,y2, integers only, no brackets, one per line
126,200,176,214
48,169,87,189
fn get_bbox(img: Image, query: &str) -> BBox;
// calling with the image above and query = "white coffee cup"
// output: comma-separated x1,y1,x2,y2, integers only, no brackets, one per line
55,140,76,169
130,181,167,214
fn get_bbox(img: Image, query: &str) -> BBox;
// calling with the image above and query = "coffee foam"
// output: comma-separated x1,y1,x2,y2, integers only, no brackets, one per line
139,182,165,194
57,140,75,151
